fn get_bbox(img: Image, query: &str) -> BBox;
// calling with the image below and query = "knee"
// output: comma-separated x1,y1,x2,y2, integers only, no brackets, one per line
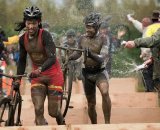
86,95,96,109
101,90,109,97
99,83,109,97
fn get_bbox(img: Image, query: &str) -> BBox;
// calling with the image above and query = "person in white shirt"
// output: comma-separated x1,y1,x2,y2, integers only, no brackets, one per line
127,14,154,92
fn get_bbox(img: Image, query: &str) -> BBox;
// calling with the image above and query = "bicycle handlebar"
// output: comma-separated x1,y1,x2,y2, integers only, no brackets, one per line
56,45,84,52
0,73,28,79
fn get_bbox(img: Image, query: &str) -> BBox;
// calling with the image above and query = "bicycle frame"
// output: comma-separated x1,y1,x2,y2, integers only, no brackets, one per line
62,61,74,117
0,73,27,126
56,46,83,117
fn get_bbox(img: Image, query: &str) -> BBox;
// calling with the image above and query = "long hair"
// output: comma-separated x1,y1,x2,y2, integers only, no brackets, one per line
14,21,25,32
14,19,42,32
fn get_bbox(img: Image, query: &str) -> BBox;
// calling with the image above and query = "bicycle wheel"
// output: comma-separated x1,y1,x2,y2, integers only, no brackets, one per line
61,65,73,117
0,97,11,126
13,91,22,126
6,91,22,126
11,91,22,126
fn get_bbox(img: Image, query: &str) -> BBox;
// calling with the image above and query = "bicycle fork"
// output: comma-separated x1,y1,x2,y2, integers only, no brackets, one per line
6,93,22,126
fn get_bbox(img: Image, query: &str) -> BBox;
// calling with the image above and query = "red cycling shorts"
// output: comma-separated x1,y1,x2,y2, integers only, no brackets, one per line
31,59,64,92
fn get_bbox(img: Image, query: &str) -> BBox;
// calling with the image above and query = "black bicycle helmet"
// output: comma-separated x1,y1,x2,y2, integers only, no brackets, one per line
99,21,109,29
15,6,42,32
151,10,160,22
23,6,42,20
83,12,101,28
66,29,76,37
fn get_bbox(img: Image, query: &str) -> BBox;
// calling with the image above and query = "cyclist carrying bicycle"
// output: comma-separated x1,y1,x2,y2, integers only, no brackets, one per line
69,12,111,124
14,6,65,125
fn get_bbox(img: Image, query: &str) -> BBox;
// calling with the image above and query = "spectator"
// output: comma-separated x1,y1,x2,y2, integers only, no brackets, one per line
127,14,154,92
125,10,160,92
62,29,83,81
0,26,10,96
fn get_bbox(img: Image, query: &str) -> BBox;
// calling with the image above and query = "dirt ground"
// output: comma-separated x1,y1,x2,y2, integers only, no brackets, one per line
1,77,160,126
17,78,160,126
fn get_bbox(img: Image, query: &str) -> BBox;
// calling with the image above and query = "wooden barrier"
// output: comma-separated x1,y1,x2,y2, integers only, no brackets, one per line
1,123,160,130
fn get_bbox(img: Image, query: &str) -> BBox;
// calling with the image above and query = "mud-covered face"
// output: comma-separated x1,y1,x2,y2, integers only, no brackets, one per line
25,19,39,37
85,25,96,37
67,36,75,45
99,28,108,35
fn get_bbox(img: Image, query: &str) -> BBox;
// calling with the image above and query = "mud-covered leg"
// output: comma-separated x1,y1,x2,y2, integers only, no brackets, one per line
86,94,97,124
48,90,65,125
97,81,111,124
31,85,47,125
82,69,97,124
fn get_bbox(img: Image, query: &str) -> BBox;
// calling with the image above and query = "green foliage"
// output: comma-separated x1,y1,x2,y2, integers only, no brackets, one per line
0,0,159,37
51,24,84,35
75,0,94,15
0,0,159,79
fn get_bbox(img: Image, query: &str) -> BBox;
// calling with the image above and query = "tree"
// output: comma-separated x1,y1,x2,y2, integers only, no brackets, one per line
0,0,7,27
75,0,94,16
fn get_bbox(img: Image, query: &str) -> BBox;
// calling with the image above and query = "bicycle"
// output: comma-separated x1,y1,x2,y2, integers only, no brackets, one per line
0,73,28,126
56,45,84,117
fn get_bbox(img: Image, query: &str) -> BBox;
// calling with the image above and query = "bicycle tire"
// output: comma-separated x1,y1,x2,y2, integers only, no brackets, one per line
5,104,14,126
5,91,22,126
61,65,73,117
12,91,22,126
0,97,11,126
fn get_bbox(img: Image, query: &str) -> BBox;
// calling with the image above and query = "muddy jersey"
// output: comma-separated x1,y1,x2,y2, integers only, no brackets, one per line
17,29,56,75
24,30,47,66
70,34,109,69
